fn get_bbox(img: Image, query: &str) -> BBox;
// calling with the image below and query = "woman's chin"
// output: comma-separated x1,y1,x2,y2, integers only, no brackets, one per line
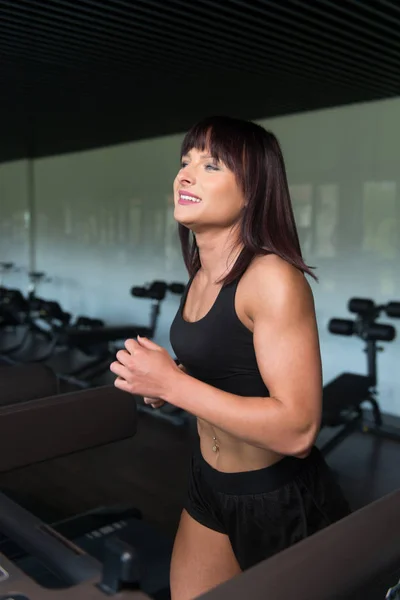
174,209,197,228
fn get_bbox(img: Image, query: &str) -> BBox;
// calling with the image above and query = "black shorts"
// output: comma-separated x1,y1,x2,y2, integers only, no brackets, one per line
185,445,351,571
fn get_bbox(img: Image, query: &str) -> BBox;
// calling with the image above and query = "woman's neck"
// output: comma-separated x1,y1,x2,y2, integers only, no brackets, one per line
195,229,242,284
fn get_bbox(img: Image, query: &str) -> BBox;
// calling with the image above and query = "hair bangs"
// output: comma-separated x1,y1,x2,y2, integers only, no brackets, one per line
180,117,245,178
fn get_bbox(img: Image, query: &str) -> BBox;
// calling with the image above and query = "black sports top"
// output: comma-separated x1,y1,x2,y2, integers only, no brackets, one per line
170,275,270,397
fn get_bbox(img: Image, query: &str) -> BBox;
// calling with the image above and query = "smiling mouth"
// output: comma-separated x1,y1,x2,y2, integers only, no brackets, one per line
178,193,202,205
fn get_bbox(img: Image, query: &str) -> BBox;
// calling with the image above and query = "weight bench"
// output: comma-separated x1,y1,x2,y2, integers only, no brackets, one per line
320,298,400,455
320,372,382,455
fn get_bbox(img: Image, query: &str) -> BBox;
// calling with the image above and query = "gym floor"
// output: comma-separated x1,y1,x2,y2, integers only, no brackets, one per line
1,409,400,540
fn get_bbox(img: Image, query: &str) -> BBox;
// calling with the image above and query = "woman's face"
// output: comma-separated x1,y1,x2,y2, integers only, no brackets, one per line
173,147,246,233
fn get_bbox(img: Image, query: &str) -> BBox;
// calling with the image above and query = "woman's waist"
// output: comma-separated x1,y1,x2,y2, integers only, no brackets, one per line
195,426,319,494
197,419,284,474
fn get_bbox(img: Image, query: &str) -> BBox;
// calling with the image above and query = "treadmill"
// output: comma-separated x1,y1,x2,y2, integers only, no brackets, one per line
0,387,399,599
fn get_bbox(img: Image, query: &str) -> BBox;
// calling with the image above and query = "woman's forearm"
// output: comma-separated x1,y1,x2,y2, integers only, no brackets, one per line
164,370,317,456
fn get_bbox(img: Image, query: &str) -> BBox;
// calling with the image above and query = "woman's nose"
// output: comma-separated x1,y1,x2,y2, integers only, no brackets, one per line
178,166,195,186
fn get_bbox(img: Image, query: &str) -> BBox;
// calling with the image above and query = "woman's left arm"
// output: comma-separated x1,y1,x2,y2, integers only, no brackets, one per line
112,258,323,457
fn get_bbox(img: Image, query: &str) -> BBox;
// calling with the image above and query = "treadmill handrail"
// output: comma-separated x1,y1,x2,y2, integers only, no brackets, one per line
199,489,400,600
65,325,151,345
0,492,101,586
0,385,137,472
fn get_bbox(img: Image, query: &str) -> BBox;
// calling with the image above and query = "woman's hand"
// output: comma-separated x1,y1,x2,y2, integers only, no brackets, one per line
109,336,183,401
143,363,187,409
144,398,165,409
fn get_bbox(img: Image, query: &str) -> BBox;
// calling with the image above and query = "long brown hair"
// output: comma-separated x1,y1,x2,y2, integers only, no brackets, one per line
178,116,316,284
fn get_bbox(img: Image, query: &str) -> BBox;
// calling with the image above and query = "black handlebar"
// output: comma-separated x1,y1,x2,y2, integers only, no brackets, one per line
329,318,396,342
329,297,399,342
131,280,185,302
0,492,100,586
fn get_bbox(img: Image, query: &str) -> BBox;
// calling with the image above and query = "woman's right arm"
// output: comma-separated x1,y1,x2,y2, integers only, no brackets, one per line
144,363,186,408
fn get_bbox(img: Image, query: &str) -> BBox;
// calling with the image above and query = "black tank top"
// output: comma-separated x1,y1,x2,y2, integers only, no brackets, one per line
170,275,270,397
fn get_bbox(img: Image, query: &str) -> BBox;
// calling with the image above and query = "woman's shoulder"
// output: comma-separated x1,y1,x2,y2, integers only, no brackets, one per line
245,253,307,286
239,254,313,318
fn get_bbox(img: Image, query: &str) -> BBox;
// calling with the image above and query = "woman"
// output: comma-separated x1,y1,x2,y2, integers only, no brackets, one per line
110,116,351,600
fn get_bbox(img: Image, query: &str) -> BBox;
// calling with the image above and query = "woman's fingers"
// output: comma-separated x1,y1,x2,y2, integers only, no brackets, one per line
151,401,165,409
143,396,165,409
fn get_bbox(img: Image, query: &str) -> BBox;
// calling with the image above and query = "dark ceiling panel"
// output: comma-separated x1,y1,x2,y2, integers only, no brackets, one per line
0,0,399,163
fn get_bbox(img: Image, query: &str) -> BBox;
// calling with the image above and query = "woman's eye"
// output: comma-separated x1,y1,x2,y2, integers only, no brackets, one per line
180,161,188,169
205,163,219,171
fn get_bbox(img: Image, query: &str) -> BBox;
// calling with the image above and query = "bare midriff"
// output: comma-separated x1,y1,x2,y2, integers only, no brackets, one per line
197,418,284,473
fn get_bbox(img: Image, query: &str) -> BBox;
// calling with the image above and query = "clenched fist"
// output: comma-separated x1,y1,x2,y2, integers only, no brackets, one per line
110,336,184,403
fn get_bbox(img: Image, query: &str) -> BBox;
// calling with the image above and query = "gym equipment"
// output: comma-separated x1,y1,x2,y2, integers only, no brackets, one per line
79,280,189,427
200,489,400,600
0,383,173,598
0,363,60,407
77,280,185,383
0,385,137,472
1,276,186,401
0,492,152,598
0,263,30,358
0,272,152,369
0,321,30,360
0,268,104,367
37,280,185,381
0,494,398,600
321,298,400,455
0,288,28,329
68,280,185,349
2,299,72,365
0,271,64,363
0,465,398,600
0,361,399,599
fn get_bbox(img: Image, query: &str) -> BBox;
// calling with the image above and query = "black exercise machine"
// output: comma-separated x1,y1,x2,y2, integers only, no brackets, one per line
0,384,173,598
0,270,69,364
46,280,184,381
0,386,138,472
0,363,60,407
321,297,400,455
67,280,185,350
77,280,189,427
0,385,399,599
0,269,98,367
0,263,31,359
2,300,72,365
76,280,185,383
201,488,400,600
0,384,149,599
1,272,185,385
0,493,399,600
